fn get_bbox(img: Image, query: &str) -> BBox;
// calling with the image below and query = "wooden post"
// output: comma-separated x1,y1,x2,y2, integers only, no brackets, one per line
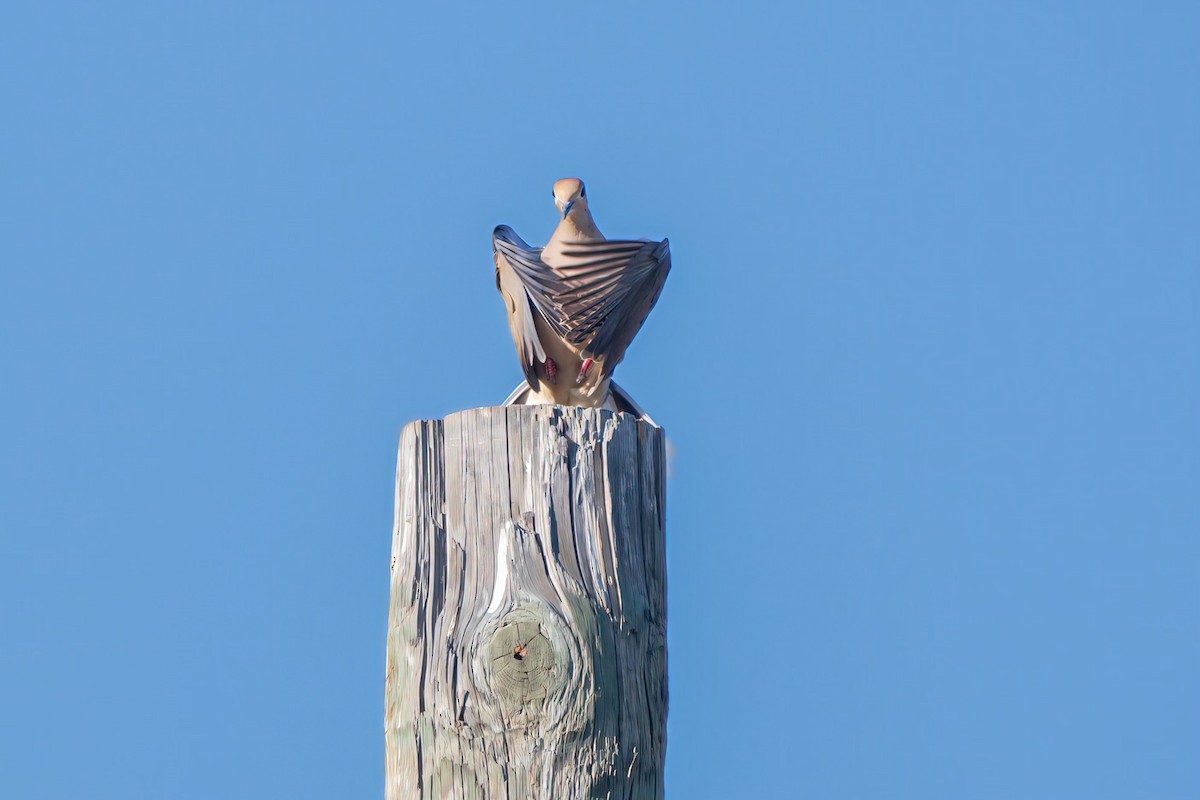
385,405,668,799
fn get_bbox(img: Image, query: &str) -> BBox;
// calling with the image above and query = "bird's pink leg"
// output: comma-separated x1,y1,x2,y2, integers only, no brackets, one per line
543,357,558,384
575,358,594,385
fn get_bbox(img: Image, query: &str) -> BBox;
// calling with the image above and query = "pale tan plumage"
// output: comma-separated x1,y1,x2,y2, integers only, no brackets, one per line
494,179,671,408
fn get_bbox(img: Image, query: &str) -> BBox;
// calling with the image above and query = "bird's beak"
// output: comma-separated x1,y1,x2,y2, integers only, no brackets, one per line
561,200,574,219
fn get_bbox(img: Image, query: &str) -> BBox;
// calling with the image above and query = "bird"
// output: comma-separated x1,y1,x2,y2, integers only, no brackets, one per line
493,178,671,409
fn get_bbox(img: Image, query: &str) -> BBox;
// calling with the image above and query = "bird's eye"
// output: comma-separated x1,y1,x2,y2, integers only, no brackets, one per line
580,186,586,198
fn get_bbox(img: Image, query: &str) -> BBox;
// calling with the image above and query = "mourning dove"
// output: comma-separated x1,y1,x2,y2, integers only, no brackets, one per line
493,178,671,408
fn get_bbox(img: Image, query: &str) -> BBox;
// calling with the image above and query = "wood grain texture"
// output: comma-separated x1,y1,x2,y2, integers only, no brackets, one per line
386,405,668,800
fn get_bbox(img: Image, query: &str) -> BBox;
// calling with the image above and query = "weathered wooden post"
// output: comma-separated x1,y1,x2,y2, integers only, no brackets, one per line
385,403,668,799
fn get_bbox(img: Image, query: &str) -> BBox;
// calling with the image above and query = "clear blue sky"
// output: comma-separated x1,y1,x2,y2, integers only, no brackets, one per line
2,2,1197,798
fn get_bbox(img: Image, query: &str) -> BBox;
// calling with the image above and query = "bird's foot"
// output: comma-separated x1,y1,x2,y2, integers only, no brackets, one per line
575,358,594,385
543,357,558,384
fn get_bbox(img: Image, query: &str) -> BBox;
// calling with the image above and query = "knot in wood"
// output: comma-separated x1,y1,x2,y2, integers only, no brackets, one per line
488,620,555,707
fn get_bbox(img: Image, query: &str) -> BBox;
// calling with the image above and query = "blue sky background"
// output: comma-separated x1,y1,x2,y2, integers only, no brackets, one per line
2,2,1197,798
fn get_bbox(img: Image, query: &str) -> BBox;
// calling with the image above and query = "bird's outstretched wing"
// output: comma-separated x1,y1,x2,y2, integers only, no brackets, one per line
494,225,671,384
493,225,569,328
493,225,558,390
548,238,671,378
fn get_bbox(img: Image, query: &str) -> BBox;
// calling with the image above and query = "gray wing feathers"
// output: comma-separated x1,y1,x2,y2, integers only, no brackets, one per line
493,225,671,380
493,226,565,329
493,227,549,389
560,239,671,374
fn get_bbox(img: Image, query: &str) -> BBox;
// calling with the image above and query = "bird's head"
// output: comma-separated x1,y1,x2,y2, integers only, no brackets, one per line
552,178,588,219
